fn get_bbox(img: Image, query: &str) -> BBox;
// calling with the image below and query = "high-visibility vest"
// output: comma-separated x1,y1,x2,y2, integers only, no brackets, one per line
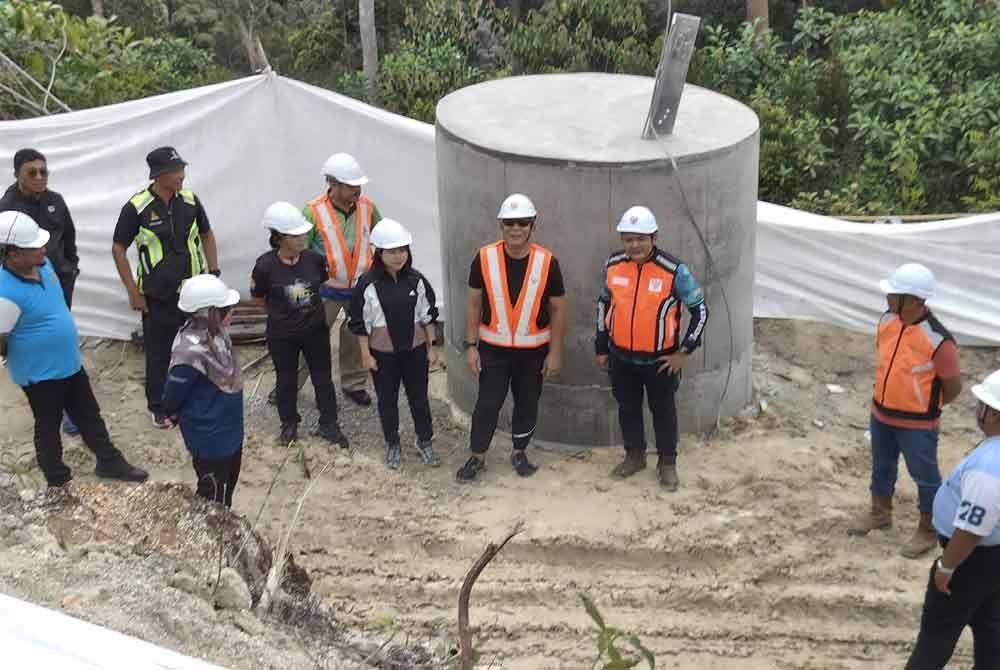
308,193,373,290
478,241,553,349
603,251,683,354
129,188,203,294
873,312,953,421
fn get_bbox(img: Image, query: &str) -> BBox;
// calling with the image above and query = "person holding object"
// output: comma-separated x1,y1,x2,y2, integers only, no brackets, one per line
0,211,147,487
348,219,440,470
595,206,709,491
848,263,962,558
456,193,567,482
0,148,81,436
111,147,220,429
251,201,349,449
162,274,243,507
905,369,1000,669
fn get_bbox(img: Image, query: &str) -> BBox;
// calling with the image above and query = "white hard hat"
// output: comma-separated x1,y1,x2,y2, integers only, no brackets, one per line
371,219,413,250
261,201,312,236
616,206,658,234
880,263,936,300
0,210,49,248
972,370,1000,412
497,193,537,220
178,274,240,313
321,152,368,186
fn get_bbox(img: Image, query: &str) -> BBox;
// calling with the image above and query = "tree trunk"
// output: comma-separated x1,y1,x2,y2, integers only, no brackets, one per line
746,0,770,33
91,0,104,17
359,0,379,105
235,17,271,73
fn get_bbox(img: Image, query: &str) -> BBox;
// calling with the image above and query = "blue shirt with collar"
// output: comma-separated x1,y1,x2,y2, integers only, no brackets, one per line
0,258,81,387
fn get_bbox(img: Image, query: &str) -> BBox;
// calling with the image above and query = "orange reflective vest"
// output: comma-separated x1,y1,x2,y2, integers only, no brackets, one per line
872,312,953,421
308,193,374,290
603,252,683,354
478,241,553,349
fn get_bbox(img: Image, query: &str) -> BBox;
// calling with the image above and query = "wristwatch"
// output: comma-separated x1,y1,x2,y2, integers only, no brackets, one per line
462,340,478,350
935,557,954,576
208,269,221,277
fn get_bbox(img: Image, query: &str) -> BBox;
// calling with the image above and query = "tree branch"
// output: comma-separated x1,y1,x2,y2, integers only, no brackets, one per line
43,22,69,114
0,49,72,113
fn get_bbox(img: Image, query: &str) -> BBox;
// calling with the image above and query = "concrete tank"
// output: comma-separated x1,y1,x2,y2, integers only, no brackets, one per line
435,73,759,447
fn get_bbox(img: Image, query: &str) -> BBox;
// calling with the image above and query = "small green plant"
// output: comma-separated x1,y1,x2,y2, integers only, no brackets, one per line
580,593,655,670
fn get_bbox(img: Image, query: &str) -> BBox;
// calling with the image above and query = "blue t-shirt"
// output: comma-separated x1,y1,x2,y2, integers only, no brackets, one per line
0,259,81,386
933,436,1000,546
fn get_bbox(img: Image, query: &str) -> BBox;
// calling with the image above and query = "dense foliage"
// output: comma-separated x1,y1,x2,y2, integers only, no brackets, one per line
2,0,998,214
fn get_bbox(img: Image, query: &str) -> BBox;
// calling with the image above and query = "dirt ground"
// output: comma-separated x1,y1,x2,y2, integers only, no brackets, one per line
0,318,995,669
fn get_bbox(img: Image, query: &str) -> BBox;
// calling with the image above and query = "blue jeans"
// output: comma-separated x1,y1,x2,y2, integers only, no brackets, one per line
870,414,941,513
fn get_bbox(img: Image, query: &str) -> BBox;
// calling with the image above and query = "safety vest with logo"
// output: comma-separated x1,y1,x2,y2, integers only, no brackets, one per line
873,312,954,421
603,251,683,354
129,188,204,293
308,193,373,290
478,241,553,349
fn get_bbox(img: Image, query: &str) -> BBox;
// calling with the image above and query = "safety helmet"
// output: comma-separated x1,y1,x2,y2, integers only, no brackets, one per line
616,206,658,234
880,263,936,300
371,219,413,250
178,274,240,313
0,210,49,248
321,152,368,186
261,201,312,236
497,193,537,220
973,370,1000,413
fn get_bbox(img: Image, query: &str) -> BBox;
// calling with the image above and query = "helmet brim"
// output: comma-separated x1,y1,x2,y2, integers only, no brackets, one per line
973,383,1000,412
284,221,314,236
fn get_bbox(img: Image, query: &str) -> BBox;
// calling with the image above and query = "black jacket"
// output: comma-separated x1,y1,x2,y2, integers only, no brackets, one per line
0,184,79,280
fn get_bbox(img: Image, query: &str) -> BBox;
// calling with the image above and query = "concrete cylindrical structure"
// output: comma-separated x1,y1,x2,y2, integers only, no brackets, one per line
436,73,759,447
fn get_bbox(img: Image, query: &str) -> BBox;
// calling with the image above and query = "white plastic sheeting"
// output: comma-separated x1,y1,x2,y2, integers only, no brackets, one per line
0,592,225,669
755,202,1000,345
1,73,998,344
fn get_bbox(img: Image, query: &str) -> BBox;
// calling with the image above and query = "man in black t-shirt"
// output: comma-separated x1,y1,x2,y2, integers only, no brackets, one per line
456,193,567,482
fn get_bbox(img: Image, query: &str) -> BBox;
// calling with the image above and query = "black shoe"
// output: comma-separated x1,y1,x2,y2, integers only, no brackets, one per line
278,422,298,446
385,443,401,470
318,423,350,449
267,388,278,406
456,456,486,482
345,389,372,407
511,450,538,477
415,439,441,467
95,458,148,483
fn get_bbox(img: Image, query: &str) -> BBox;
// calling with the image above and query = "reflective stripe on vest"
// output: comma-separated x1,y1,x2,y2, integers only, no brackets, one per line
872,312,950,420
128,188,204,293
309,194,373,289
604,253,681,353
478,241,552,349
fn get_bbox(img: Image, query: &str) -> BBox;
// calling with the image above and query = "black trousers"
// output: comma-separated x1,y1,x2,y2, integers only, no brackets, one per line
22,368,124,486
609,356,680,463
906,538,1000,669
192,448,242,508
268,325,338,427
142,294,186,414
469,345,546,454
371,345,433,445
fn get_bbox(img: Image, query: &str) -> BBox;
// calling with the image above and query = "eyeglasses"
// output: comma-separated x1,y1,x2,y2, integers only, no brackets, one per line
501,220,533,228
24,167,48,178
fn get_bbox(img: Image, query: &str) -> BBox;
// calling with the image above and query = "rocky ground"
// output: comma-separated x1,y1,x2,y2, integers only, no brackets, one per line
0,318,995,669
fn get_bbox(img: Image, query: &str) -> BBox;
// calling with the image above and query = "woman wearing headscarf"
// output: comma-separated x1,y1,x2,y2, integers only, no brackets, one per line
251,201,350,448
163,274,243,507
348,219,439,469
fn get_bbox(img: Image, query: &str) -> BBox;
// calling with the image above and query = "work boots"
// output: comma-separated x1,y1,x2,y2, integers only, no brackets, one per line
901,513,938,559
847,495,893,536
657,461,679,492
611,450,647,479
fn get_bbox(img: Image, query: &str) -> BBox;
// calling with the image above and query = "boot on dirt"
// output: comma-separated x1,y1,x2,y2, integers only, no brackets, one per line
901,512,938,559
278,421,298,446
511,450,538,477
385,443,401,470
611,450,647,479
95,456,148,483
456,455,486,483
415,439,441,467
657,460,679,492
847,495,893,536
318,423,350,449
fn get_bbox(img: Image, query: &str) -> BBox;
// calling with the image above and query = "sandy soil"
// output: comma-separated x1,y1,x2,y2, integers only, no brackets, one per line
0,318,994,669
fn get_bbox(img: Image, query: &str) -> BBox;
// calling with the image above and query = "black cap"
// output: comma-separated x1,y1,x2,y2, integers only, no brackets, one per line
146,146,187,179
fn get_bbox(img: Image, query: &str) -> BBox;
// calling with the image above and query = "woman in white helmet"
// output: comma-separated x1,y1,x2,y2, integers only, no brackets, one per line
162,274,243,507
250,202,350,449
347,219,440,469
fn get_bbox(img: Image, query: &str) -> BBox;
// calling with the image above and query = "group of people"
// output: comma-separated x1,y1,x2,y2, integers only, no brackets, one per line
2,145,999,668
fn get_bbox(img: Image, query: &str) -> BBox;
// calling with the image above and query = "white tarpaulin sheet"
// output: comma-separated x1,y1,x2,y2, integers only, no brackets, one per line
0,592,224,669
2,73,998,344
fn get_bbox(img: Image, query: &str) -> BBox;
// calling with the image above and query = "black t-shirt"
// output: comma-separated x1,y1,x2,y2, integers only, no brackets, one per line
468,248,565,329
251,250,328,339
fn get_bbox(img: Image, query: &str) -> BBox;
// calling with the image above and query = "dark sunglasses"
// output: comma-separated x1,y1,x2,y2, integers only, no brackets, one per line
24,167,48,178
501,219,534,228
